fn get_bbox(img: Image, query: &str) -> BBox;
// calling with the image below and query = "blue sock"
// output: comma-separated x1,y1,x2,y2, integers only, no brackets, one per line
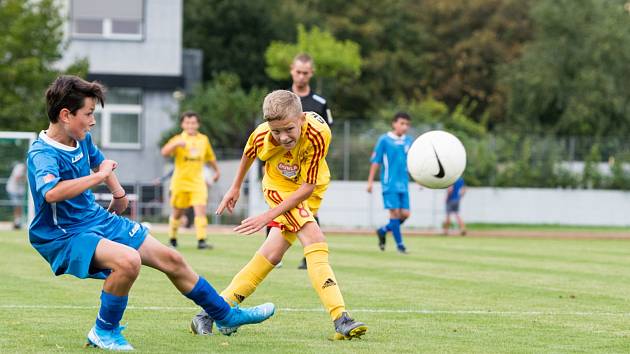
378,225,389,234
389,218,404,248
185,276,231,321
96,291,128,330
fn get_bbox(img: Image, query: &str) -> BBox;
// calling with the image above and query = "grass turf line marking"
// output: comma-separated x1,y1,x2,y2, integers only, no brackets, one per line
1,304,630,316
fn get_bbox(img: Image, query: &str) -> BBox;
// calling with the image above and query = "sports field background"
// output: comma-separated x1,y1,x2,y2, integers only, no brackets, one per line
2,228,630,353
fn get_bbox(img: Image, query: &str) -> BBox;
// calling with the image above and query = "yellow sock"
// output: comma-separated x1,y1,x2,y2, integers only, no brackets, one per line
220,252,274,305
168,216,181,239
304,242,346,320
194,216,208,241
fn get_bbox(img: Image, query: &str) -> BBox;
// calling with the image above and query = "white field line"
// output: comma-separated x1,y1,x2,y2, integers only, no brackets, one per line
1,304,630,316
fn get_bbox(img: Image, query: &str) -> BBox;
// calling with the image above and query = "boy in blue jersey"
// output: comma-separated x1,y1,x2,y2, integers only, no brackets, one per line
367,112,413,254
443,177,467,236
27,76,274,351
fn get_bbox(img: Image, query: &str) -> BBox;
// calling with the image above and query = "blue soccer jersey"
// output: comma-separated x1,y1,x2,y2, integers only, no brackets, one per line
27,131,106,239
447,177,465,202
370,132,413,193
27,131,148,279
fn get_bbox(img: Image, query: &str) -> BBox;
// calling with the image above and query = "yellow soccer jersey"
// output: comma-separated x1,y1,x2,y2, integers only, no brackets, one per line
244,112,331,192
168,132,216,192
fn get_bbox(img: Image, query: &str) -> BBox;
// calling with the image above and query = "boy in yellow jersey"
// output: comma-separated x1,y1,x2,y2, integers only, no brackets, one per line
161,112,220,249
190,90,367,339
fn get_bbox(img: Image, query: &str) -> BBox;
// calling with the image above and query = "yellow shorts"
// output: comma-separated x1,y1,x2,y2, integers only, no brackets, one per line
170,188,208,209
263,185,327,244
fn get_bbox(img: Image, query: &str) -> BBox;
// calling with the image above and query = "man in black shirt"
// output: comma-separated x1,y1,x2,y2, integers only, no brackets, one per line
289,53,332,269
290,53,333,126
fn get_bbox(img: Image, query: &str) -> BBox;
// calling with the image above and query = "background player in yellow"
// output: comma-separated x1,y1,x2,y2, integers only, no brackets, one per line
190,90,367,340
161,111,220,249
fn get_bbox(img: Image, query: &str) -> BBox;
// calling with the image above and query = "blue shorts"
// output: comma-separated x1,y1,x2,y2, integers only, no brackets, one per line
382,191,410,210
446,199,460,213
31,211,148,280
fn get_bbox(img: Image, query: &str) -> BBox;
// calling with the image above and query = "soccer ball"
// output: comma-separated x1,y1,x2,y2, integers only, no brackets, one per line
407,130,466,189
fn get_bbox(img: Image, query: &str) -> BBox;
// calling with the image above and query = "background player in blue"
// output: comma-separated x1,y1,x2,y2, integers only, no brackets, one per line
27,76,274,351
443,177,467,236
367,112,413,254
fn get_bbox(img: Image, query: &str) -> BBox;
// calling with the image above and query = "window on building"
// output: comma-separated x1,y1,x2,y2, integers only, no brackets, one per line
93,88,142,149
71,0,144,40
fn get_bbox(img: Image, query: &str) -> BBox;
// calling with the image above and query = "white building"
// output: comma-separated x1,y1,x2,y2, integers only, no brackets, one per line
57,0,194,183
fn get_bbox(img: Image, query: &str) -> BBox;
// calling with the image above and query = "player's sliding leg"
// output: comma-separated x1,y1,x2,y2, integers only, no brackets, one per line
299,221,367,340
86,239,141,350
193,204,212,249
138,235,275,336
168,207,185,248
191,228,289,335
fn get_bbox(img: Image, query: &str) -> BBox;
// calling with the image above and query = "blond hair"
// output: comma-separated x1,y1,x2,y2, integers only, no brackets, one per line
262,90,303,121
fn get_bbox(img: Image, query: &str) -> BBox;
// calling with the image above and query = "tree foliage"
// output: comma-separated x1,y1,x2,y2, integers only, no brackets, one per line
503,0,630,137
165,73,266,151
0,0,87,132
183,0,295,90
265,24,362,83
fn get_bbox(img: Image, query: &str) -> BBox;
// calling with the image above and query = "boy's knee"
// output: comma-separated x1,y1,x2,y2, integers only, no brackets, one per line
299,222,326,246
264,251,284,265
162,248,187,273
116,250,141,278
401,210,410,220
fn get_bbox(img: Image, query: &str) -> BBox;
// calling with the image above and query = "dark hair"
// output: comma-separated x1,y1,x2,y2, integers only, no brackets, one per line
179,111,200,123
292,53,314,67
392,111,411,123
45,75,105,123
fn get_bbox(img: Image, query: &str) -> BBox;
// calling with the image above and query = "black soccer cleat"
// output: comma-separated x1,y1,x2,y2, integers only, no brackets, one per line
197,239,213,250
376,229,386,251
169,238,178,248
190,310,214,335
332,312,367,340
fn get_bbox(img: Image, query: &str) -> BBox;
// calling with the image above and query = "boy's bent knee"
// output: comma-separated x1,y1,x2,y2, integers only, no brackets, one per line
115,250,141,278
161,248,187,273
298,221,326,246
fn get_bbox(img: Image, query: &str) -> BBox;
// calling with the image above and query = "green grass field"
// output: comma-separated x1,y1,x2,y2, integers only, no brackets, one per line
2,229,630,353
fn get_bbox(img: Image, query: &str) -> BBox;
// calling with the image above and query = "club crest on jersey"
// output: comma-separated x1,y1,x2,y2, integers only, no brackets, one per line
277,162,299,178
71,151,84,163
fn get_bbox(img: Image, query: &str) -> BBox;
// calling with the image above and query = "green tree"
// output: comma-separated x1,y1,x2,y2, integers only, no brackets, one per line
301,0,532,123
265,24,362,92
164,73,266,151
503,0,630,137
0,0,87,132
183,0,296,90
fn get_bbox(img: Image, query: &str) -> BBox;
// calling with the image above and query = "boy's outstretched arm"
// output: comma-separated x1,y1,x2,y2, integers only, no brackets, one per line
44,160,117,203
216,154,255,215
366,163,380,193
234,182,316,235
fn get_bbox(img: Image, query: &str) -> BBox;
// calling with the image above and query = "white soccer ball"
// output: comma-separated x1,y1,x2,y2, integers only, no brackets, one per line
407,130,466,189
140,222,152,231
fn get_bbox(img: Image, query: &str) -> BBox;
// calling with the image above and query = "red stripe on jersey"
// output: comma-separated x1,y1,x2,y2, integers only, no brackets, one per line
245,130,269,158
271,190,300,231
306,129,322,183
306,126,325,184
